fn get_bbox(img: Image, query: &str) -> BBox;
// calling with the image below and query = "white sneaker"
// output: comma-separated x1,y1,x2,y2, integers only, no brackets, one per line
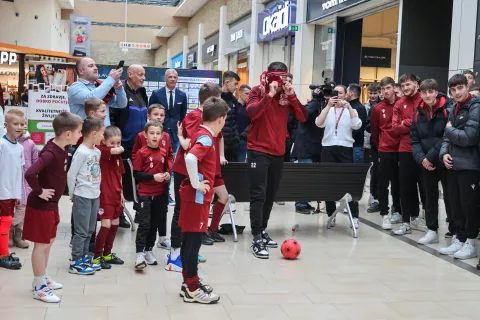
418,230,439,245
390,212,402,224
382,215,392,230
393,223,411,236
45,276,63,290
33,284,61,303
183,287,220,304
134,252,147,270
350,218,359,229
244,202,250,211
144,251,158,265
438,236,464,255
453,239,477,260
411,217,427,232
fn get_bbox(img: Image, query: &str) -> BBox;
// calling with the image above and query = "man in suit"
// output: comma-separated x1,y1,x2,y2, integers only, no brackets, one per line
149,69,188,154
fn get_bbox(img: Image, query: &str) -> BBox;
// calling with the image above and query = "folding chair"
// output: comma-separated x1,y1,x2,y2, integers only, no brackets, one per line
122,158,137,232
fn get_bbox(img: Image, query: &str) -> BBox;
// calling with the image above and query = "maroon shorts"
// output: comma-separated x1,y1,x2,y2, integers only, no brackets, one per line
0,199,16,217
23,206,60,244
179,201,209,233
213,174,225,188
99,204,123,220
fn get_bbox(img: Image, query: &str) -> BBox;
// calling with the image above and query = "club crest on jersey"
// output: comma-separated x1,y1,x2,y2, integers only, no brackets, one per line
162,157,165,163
162,140,166,146
382,109,385,113
383,114,386,118
404,105,407,109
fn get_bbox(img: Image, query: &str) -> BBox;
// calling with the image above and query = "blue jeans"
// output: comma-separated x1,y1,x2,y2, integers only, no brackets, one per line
238,140,247,162
353,147,364,163
295,158,313,209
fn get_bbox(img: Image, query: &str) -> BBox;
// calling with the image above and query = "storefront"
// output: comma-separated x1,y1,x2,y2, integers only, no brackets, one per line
225,15,252,86
172,53,184,69
186,46,198,69
257,0,297,71
202,34,220,70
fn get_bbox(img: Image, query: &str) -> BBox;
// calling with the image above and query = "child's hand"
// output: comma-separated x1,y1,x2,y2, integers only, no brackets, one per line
196,180,210,194
39,189,55,201
177,122,183,135
163,172,170,181
220,156,228,166
154,173,165,182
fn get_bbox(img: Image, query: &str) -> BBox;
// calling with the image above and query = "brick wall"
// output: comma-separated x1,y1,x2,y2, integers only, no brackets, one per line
90,41,155,66
187,0,226,47
226,0,252,24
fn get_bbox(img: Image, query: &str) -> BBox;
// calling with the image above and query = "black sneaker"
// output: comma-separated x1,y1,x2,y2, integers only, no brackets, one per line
104,253,125,265
202,233,214,246
179,280,213,297
367,202,380,213
252,239,269,259
0,254,22,270
261,231,278,248
119,214,131,229
208,229,225,243
445,232,454,238
8,252,20,262
295,207,312,214
92,256,112,270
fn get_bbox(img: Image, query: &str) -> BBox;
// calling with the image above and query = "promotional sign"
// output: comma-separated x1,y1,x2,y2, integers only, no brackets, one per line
307,0,370,22
187,46,197,68
0,52,17,65
361,47,392,68
70,15,91,57
257,0,297,43
172,53,184,69
225,16,252,55
120,42,152,50
202,34,220,64
97,65,222,113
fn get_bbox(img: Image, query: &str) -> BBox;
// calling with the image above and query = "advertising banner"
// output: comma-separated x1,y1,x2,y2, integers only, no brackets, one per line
172,53,184,69
70,15,91,57
257,0,297,43
307,0,369,22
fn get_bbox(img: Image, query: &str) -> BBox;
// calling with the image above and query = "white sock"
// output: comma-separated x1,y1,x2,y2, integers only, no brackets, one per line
34,276,46,290
170,248,180,260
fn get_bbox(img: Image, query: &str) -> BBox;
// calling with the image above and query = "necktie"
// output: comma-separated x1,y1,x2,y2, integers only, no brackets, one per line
169,90,174,113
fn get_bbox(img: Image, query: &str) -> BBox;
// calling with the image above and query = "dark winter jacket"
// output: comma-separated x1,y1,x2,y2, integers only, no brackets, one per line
221,92,240,147
236,101,250,140
439,95,480,171
411,94,452,168
291,96,323,160
350,98,367,148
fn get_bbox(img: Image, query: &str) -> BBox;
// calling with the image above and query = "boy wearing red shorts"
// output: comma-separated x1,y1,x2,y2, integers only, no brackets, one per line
0,109,26,270
179,96,228,304
92,126,126,269
24,112,83,303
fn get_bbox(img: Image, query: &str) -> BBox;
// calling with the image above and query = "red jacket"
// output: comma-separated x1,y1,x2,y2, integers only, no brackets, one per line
371,97,400,153
392,92,423,152
247,86,307,156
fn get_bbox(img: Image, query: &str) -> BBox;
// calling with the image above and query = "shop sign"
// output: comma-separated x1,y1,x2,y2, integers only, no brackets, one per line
361,47,392,68
171,53,184,69
70,15,91,57
231,29,244,42
0,70,18,76
119,42,152,50
187,53,195,64
207,45,216,56
0,52,17,65
288,24,299,32
257,0,297,43
307,0,370,22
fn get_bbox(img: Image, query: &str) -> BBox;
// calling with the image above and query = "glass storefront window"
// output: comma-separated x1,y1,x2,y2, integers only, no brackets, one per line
312,22,336,85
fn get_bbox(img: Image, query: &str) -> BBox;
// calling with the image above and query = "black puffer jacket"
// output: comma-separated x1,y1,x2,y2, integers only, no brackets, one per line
221,92,240,147
439,95,480,171
291,95,323,160
411,94,452,168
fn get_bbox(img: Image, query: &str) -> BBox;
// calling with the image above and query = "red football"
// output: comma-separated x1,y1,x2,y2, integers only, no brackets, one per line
280,239,301,260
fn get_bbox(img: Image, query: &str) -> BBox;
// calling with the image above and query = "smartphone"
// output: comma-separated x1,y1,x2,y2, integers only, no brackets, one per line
332,90,339,97
117,60,125,69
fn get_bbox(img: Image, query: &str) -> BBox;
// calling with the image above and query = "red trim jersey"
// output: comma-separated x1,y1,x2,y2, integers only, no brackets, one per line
132,132,173,172
371,97,400,153
98,143,125,206
392,92,423,152
133,146,168,197
174,108,203,176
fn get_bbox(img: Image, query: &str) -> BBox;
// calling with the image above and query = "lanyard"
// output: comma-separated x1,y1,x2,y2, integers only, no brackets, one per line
334,107,345,136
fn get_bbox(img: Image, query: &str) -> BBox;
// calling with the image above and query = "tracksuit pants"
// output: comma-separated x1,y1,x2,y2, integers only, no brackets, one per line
378,152,401,216
135,192,168,253
181,232,202,291
398,152,425,223
422,168,454,233
171,172,187,249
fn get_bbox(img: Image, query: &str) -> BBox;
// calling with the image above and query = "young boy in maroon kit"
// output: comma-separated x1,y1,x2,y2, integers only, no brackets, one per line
23,112,83,303
179,96,228,304
92,126,126,269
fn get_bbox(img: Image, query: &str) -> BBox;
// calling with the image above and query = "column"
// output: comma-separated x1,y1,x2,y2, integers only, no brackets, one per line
218,5,229,71
229,53,239,71
197,23,205,70
167,48,172,68
249,0,265,86
293,0,315,103
183,35,189,68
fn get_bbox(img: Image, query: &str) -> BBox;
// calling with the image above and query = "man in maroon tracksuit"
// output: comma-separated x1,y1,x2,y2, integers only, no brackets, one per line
392,73,426,236
247,62,307,259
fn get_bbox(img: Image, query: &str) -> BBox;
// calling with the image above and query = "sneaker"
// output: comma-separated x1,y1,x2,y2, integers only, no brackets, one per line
0,253,22,270
144,251,158,265
165,253,182,272
295,207,312,214
202,233,214,246
350,218,359,229
439,236,464,255
83,255,101,272
179,281,213,297
119,214,131,229
326,216,336,228
276,201,285,205
183,287,220,304
69,258,95,275
390,212,402,224
453,239,477,260
92,256,112,270
208,228,225,243
198,254,206,263
382,215,392,230
393,223,411,236
367,202,380,213
33,284,61,303
252,239,269,259
244,202,250,211
103,253,124,265
45,276,63,290
410,217,427,232
261,231,278,248
445,232,454,238
135,252,147,270
418,230,439,245
157,238,172,250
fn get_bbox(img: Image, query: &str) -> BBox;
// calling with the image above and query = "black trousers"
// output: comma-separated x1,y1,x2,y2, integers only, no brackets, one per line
135,192,168,253
369,147,379,199
321,146,358,218
284,138,293,162
448,170,480,241
225,144,239,162
181,232,202,280
378,152,401,216
422,168,454,232
248,150,284,236
171,172,187,249
399,152,425,222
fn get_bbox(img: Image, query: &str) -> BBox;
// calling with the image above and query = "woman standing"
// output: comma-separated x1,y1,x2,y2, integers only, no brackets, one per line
315,90,362,228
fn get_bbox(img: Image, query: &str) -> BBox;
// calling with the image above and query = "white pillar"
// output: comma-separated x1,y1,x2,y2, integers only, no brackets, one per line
218,5,229,71
229,53,239,71
197,23,205,70
249,0,265,86
293,0,315,103
167,48,172,68
183,35,189,68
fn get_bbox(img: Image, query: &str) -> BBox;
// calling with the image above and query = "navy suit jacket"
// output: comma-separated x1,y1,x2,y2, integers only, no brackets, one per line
149,86,188,145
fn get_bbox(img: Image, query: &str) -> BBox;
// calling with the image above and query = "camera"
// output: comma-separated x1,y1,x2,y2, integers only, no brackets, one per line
309,81,336,99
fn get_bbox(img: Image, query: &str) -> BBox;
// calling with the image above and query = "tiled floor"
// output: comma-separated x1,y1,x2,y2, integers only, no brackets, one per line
2,191,480,320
